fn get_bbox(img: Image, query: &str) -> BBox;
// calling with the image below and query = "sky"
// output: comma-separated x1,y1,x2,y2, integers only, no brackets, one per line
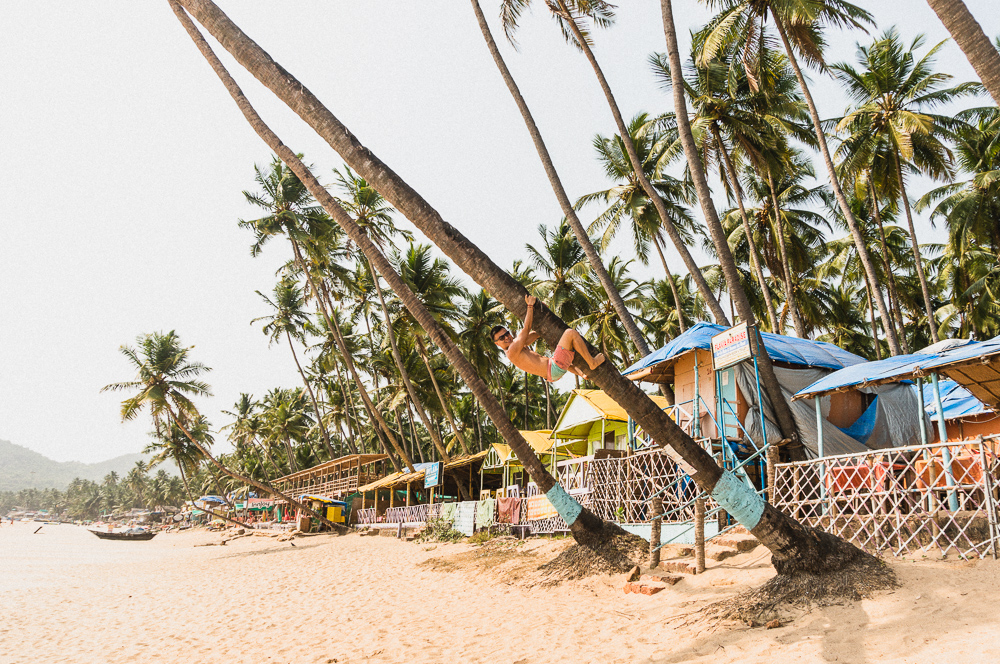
0,1,996,463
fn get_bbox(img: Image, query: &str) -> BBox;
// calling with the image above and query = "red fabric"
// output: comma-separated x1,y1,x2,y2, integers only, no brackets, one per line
497,497,522,525
552,345,575,370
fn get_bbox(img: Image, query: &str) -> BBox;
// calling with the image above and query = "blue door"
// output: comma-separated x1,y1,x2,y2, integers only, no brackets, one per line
717,366,740,443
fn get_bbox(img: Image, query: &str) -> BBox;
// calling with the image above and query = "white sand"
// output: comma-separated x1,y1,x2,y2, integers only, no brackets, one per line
2,520,1000,663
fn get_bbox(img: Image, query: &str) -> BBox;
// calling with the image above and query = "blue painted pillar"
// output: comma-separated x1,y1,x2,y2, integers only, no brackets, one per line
916,378,928,446
816,396,827,515
931,372,959,511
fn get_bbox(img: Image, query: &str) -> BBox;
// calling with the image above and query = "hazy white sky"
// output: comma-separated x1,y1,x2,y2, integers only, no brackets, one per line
1,1,995,463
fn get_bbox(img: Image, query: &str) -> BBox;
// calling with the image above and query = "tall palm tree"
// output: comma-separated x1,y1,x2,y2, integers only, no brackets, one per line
655,0,808,457
698,0,904,355
576,112,699,332
145,415,245,528
174,0,894,578
918,107,1000,253
653,45,810,333
526,219,593,321
483,0,731,331
253,276,334,458
831,29,980,343
925,0,1000,104
102,329,334,528
469,0,704,355
395,243,473,456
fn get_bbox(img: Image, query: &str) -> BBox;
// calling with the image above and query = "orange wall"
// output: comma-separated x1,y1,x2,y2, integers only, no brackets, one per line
944,413,1000,441
673,349,722,438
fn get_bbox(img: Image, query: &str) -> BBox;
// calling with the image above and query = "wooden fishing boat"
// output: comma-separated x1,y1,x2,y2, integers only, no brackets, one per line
89,529,157,541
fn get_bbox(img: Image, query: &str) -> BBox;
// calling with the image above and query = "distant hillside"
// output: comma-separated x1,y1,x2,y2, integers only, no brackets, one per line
0,439,174,492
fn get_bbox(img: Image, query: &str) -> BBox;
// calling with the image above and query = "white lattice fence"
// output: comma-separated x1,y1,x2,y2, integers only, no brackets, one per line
773,439,1000,558
589,449,715,523
355,508,377,525
384,503,441,524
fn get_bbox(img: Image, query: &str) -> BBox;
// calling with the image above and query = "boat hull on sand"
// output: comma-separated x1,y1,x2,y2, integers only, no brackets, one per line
89,530,156,541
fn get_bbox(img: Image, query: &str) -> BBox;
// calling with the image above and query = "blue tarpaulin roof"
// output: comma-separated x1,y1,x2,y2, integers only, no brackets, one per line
923,379,991,422
793,337,1000,401
623,322,865,378
792,353,933,400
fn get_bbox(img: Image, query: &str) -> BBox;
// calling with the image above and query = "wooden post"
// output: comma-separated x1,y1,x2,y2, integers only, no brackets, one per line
390,486,395,509
695,497,706,574
406,482,412,506
649,496,663,568
374,489,380,516
430,487,435,505
766,445,778,503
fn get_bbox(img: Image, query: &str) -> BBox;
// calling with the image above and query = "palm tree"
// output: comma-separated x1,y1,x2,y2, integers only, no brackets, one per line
102,329,334,528
174,0,894,579
145,415,245,528
653,45,809,333
576,112,699,332
918,107,1000,253
924,0,1000,104
482,0,731,331
698,0,904,355
655,0,809,458
525,221,591,326
468,0,695,355
831,29,980,343
253,276,335,458
242,160,412,473
395,243,474,457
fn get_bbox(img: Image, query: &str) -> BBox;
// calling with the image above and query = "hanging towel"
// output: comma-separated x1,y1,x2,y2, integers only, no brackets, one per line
497,497,522,525
475,498,496,529
454,501,477,536
438,503,457,525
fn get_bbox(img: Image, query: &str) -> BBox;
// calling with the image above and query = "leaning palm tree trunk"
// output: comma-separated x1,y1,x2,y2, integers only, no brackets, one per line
171,0,894,582
176,460,246,529
469,0,727,343
369,264,454,465
925,0,1000,105
770,14,901,355
534,0,732,330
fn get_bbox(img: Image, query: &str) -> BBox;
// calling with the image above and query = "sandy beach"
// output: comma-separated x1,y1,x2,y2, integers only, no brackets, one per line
3,520,1000,663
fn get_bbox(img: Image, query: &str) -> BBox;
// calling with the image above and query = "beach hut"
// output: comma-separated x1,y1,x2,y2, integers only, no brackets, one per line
481,430,560,496
272,454,391,500
924,380,1000,441
551,389,671,456
355,451,489,523
623,322,920,458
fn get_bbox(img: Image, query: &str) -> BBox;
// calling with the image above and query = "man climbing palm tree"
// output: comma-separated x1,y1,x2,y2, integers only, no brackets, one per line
492,294,604,382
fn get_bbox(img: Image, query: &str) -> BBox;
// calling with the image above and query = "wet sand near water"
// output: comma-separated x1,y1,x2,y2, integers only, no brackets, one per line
2,520,1000,663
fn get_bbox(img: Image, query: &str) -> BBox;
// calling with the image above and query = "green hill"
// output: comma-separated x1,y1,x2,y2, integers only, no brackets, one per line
0,439,172,491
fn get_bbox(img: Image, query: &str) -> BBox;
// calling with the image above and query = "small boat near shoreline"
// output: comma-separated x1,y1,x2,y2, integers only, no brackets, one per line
89,528,157,541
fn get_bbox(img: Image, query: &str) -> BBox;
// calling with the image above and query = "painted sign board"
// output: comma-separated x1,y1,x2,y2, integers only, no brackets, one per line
423,462,443,489
711,322,753,370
